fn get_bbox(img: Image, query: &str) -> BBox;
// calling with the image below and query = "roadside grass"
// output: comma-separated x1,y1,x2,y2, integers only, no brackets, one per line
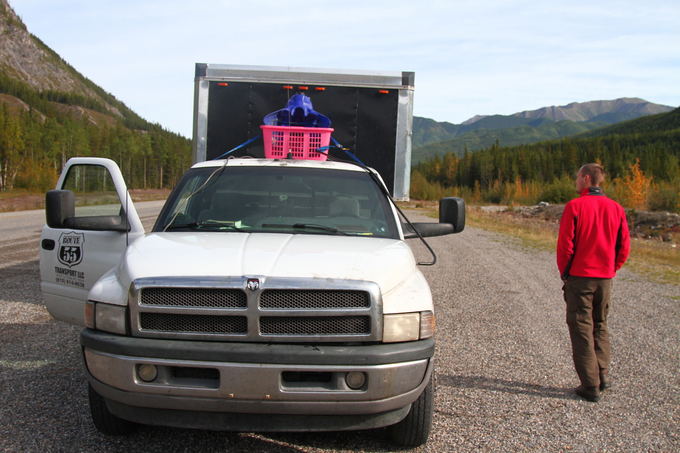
626,239,680,285
0,189,35,200
0,189,170,213
399,201,679,286
467,207,679,285
0,191,45,212
466,207,557,251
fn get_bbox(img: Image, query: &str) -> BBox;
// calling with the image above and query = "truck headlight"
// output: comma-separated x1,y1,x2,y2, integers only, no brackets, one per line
383,311,435,343
84,301,127,335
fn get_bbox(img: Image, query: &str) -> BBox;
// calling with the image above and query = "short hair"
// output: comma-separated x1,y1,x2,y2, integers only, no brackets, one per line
579,163,606,186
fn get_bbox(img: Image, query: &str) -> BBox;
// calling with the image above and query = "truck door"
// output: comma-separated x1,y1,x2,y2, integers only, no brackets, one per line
39,158,144,325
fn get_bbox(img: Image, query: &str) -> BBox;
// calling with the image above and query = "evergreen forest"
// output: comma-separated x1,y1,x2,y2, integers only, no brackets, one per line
0,72,191,193
411,108,680,212
2,62,678,214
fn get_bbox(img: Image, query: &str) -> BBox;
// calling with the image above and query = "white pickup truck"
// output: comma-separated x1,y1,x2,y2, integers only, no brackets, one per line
38,65,465,447
40,156,464,446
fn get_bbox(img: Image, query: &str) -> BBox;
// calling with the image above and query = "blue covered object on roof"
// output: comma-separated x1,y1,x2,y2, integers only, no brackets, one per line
263,94,331,128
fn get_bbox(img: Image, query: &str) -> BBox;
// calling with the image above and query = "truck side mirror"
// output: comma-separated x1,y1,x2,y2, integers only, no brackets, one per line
46,190,75,228
45,189,130,232
403,197,466,238
439,197,465,233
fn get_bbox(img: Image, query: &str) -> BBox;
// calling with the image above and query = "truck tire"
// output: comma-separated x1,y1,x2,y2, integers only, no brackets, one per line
88,384,137,435
386,375,433,447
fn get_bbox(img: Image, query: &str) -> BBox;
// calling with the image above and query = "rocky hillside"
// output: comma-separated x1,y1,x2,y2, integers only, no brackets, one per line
0,0,123,118
0,0,190,192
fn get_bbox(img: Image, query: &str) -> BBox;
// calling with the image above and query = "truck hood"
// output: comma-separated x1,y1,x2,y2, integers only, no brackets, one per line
122,232,416,294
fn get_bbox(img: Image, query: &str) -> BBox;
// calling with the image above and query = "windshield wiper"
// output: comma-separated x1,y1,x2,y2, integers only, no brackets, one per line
163,222,199,231
294,223,345,234
163,221,246,231
196,220,247,231
262,223,347,235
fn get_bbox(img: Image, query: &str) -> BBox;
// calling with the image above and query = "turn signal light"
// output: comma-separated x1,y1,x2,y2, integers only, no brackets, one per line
420,311,435,339
84,301,95,329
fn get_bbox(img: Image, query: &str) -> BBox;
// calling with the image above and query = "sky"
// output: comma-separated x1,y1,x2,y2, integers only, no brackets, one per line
10,0,680,138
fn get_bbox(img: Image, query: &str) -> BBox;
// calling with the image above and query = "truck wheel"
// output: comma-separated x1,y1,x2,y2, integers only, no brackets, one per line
386,375,433,447
88,384,137,435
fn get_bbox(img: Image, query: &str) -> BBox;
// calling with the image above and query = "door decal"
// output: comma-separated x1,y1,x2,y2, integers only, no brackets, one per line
57,232,85,267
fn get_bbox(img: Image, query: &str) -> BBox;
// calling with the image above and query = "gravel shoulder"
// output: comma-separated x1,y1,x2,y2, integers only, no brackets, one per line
0,209,678,452
414,221,679,452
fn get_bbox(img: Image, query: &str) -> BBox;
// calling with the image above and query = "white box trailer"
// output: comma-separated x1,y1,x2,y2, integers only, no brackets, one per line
192,64,415,200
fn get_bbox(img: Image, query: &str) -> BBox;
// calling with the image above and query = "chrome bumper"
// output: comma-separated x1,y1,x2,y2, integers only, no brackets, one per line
85,348,430,415
81,329,434,423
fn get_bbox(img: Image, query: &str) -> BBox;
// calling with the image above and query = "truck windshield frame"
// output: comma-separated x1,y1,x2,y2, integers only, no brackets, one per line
153,166,399,239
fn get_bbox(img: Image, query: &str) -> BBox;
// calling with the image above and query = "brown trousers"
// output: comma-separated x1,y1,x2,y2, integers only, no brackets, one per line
563,277,612,388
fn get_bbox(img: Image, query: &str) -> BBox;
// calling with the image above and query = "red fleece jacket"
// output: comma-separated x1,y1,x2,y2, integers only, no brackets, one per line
557,187,630,279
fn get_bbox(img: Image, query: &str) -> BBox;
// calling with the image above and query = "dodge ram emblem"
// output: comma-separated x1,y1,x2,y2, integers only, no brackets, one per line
246,278,260,291
57,231,84,267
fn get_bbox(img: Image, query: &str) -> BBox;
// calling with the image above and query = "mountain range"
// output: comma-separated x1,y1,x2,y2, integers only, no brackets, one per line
411,106,680,212
1,0,676,191
411,98,675,163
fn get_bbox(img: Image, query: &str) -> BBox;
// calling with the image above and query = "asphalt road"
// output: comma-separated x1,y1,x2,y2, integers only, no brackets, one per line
1,204,678,452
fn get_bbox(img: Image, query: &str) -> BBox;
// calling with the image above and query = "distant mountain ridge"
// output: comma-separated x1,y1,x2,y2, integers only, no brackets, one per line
581,106,680,137
412,98,675,163
475,97,672,124
414,120,606,163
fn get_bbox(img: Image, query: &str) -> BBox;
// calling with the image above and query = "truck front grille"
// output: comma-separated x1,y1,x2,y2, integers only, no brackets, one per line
129,277,382,343
140,313,248,334
260,289,369,309
260,316,371,335
141,287,247,308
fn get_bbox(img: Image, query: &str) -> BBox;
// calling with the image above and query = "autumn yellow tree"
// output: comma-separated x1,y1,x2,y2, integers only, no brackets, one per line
621,159,652,210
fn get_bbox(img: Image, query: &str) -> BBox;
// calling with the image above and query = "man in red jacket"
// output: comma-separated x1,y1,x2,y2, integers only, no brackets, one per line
557,163,630,402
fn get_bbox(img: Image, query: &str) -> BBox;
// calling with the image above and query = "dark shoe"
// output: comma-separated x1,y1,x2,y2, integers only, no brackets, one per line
575,385,600,402
599,375,611,391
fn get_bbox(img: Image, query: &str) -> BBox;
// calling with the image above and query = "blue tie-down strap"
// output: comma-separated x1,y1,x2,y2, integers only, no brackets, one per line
315,137,366,166
212,135,261,160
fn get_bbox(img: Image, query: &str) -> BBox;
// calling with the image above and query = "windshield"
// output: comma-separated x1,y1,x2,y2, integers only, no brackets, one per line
153,166,398,238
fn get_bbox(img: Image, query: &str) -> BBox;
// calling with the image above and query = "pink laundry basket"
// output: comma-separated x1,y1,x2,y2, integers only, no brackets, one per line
260,125,334,161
